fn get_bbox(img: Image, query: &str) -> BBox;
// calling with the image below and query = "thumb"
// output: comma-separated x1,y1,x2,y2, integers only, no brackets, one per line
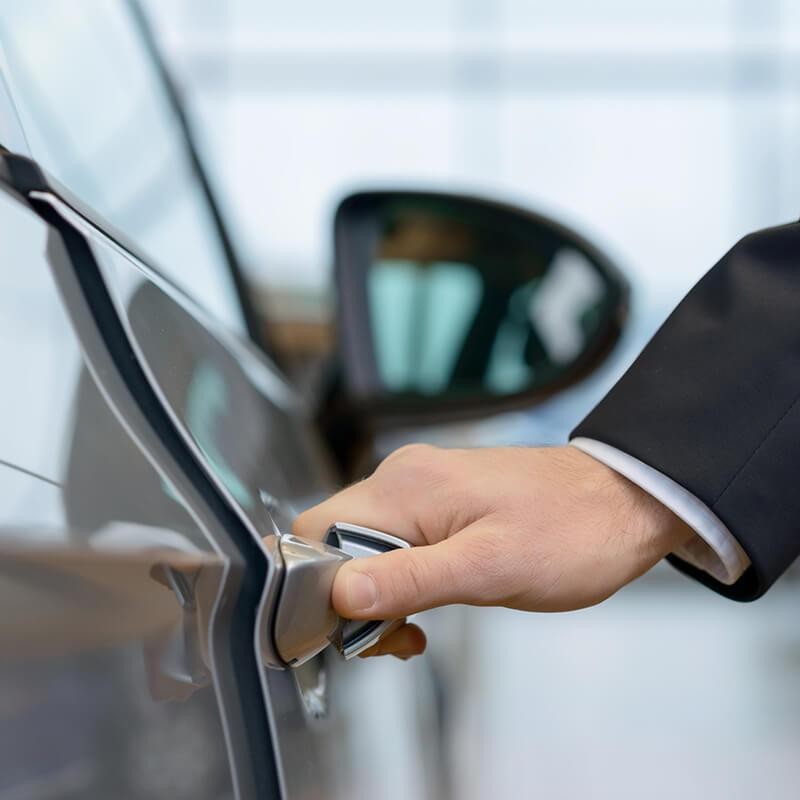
332,537,476,619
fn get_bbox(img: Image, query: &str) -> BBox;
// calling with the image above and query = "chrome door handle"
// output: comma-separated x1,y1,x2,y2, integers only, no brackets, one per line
265,523,410,668
324,524,410,660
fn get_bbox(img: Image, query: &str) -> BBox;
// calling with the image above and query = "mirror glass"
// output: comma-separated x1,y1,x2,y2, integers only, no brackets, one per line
356,196,622,400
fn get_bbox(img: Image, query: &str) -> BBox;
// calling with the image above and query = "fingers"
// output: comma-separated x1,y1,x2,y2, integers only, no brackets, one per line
292,444,456,547
357,622,427,660
293,444,504,619
331,533,488,619
293,480,426,545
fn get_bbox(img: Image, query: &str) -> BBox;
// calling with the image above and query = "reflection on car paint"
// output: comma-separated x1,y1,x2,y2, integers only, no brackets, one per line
0,195,237,799
187,361,254,510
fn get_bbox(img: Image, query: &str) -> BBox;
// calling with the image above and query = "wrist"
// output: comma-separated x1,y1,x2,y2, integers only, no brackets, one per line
567,446,694,573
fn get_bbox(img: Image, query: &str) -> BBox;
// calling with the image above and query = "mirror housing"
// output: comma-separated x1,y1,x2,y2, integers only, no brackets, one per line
333,190,629,429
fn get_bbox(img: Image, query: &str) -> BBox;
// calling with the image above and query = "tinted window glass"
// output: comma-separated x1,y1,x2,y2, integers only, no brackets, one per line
0,1,246,333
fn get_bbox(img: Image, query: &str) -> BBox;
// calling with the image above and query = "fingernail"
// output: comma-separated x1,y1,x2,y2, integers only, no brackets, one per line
345,571,377,612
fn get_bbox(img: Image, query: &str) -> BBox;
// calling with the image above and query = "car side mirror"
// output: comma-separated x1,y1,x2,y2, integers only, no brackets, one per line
333,190,628,427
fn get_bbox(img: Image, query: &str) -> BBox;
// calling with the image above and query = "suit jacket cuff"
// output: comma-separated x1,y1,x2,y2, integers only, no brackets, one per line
570,437,751,585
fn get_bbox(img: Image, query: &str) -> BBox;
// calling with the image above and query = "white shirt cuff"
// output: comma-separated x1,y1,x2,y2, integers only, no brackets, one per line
570,437,751,585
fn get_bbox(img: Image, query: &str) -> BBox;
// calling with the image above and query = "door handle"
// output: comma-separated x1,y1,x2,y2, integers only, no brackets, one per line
264,523,410,668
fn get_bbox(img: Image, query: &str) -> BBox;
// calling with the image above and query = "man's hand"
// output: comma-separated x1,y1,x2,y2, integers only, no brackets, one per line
293,445,692,659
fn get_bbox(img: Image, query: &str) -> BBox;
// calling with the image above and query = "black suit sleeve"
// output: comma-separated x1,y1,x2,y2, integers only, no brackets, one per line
572,222,800,601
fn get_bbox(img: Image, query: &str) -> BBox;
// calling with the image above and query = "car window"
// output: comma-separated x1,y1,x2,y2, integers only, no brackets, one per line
0,1,246,335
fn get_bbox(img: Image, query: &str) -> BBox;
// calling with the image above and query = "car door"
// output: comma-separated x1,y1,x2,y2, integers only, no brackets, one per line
40,167,347,793
0,5,447,798
0,156,281,798
0,4,328,799
12,149,439,800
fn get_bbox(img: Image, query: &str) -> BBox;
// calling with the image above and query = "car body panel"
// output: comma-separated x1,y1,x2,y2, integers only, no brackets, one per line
0,188,244,799
43,190,350,800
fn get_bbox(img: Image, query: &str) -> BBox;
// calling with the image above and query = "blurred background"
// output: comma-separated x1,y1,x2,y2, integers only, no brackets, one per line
141,0,800,431
136,2,800,799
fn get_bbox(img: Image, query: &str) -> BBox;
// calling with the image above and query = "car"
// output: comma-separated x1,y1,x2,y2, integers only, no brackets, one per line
0,2,629,798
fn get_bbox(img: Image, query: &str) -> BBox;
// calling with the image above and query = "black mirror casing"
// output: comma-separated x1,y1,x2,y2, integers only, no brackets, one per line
332,190,629,432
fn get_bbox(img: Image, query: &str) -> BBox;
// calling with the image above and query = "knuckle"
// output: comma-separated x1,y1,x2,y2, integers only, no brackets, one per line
391,555,430,604
291,508,313,534
382,443,439,470
403,557,428,597
377,444,448,492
